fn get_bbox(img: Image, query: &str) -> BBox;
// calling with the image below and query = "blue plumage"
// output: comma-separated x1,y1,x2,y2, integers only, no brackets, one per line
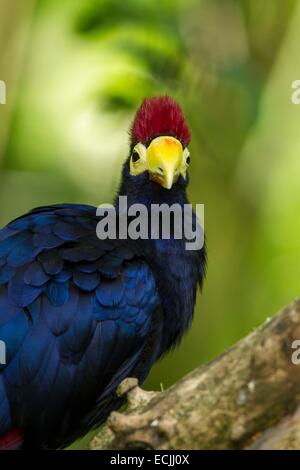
0,204,164,448
0,97,206,449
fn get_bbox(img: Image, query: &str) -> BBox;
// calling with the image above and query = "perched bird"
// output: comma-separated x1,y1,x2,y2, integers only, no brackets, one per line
0,96,206,449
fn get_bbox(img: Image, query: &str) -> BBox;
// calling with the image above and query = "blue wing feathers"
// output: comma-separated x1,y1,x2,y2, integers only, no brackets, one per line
38,250,64,275
0,288,20,326
43,286,79,336
0,310,29,365
73,270,100,292
46,280,69,306
0,204,159,447
8,267,42,307
0,265,15,285
24,262,50,287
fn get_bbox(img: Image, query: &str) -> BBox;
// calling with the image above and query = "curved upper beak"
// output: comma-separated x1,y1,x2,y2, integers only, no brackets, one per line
147,136,183,190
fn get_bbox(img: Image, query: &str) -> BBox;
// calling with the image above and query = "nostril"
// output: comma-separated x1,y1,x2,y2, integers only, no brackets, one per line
157,167,164,175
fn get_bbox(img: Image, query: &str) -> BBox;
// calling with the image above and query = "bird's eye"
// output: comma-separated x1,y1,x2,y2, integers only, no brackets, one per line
131,150,140,163
186,155,190,165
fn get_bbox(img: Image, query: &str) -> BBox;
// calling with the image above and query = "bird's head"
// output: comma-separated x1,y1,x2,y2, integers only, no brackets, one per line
127,96,191,191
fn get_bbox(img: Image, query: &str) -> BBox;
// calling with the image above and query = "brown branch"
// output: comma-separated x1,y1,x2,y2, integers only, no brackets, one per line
90,298,300,450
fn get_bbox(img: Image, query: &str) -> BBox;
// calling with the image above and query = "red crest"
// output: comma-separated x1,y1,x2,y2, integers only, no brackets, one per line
130,96,191,147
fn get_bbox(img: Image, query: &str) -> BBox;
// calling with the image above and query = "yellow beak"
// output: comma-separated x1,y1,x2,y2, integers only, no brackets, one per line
147,136,183,189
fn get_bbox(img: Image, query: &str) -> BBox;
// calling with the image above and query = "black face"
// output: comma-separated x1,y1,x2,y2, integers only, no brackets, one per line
115,154,189,209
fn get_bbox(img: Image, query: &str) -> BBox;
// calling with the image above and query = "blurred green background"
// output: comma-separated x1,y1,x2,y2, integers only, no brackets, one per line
1,0,300,449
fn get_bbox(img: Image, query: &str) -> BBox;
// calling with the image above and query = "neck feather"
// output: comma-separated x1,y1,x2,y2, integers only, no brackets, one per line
115,165,205,353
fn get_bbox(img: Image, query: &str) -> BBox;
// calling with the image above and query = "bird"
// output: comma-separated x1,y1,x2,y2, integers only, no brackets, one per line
0,96,206,449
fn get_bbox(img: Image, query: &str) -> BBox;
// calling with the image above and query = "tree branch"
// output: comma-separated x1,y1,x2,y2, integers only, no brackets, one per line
90,298,300,450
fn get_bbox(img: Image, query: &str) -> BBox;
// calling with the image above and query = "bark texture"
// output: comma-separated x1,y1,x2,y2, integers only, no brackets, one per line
90,298,300,450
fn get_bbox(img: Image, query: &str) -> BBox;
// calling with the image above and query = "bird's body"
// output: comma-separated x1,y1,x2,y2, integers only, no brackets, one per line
0,97,206,449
